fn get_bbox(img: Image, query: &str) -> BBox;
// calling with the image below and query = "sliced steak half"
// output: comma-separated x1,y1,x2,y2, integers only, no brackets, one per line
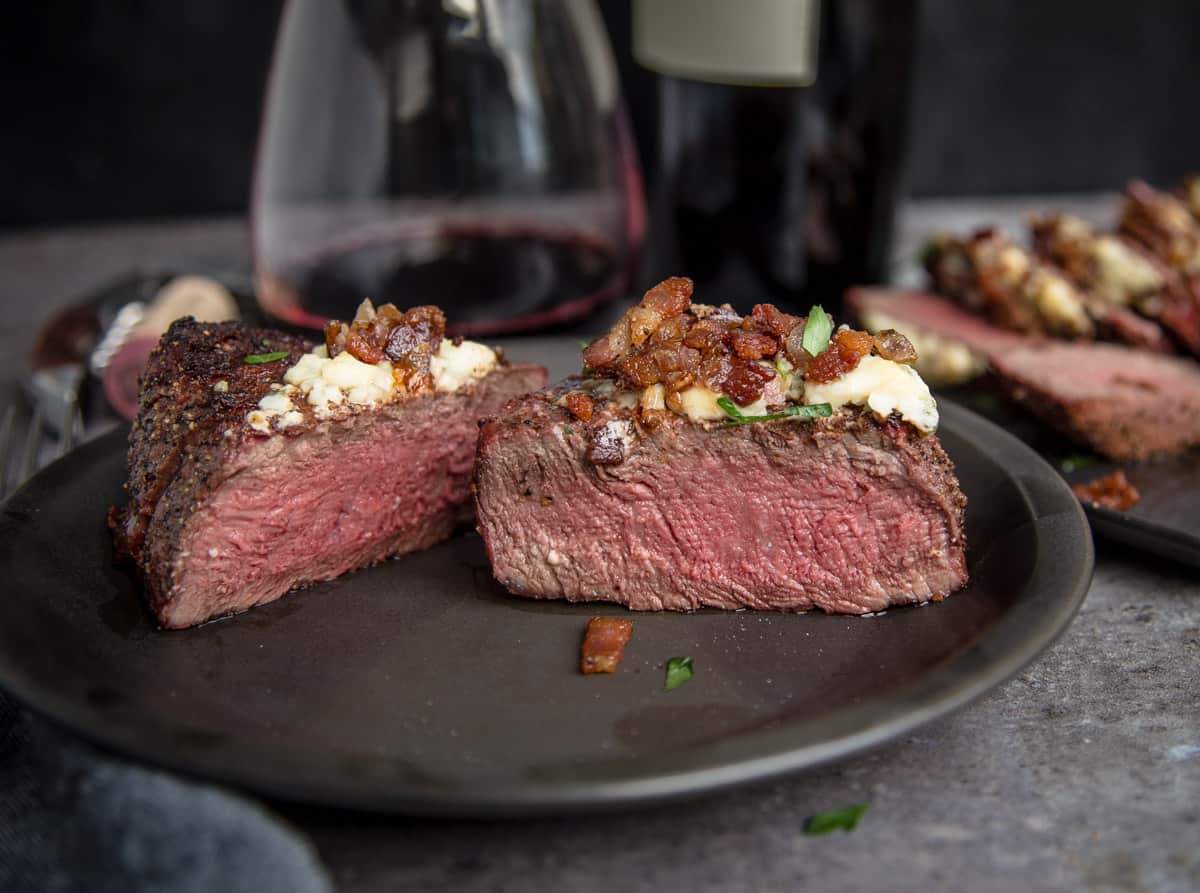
849,287,1200,460
475,390,967,615
111,317,545,628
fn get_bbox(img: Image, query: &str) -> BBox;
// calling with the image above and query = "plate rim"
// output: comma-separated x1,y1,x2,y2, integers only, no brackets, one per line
0,399,1094,816
1078,502,1200,570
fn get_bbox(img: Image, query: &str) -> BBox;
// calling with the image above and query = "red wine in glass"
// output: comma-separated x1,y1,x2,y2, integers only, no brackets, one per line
253,0,642,335
258,224,623,337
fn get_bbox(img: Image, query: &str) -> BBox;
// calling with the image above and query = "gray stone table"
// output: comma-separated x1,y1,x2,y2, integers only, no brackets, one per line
0,203,1196,892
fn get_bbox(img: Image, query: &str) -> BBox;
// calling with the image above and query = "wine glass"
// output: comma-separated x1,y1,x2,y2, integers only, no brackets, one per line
252,0,644,336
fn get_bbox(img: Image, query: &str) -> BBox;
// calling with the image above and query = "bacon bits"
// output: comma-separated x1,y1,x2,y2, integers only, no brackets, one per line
565,392,595,421
581,616,634,674
1071,469,1140,511
324,300,446,394
345,330,386,365
806,329,873,384
583,276,694,371
730,330,780,360
723,361,776,406
750,303,804,337
576,278,910,429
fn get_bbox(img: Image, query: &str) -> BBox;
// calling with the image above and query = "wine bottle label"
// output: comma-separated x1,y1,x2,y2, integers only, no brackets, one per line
633,0,820,86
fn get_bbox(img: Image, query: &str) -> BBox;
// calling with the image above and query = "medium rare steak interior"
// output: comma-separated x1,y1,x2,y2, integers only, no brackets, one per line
111,301,545,628
475,279,968,615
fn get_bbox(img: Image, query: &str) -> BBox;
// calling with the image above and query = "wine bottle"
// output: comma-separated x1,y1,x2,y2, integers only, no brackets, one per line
635,0,916,316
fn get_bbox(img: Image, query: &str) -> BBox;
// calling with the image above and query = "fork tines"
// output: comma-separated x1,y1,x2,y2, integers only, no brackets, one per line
0,399,79,501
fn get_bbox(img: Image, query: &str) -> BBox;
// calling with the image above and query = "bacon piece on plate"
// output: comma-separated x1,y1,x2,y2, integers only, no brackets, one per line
581,617,634,674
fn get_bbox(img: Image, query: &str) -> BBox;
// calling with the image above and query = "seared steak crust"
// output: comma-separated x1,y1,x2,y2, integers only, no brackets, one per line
475,388,968,615
111,317,545,628
112,318,312,562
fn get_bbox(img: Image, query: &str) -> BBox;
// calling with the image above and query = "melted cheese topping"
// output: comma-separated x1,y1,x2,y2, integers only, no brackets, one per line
430,339,500,392
802,355,938,433
673,384,773,421
247,337,498,432
1090,236,1164,304
1029,269,1092,336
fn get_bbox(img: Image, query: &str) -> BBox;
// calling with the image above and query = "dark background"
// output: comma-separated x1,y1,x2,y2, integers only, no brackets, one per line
2,0,1198,229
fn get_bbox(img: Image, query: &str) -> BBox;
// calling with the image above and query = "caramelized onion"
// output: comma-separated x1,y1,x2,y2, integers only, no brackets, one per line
871,329,918,364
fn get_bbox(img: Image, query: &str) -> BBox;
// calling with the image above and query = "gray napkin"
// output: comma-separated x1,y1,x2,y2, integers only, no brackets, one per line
0,691,332,893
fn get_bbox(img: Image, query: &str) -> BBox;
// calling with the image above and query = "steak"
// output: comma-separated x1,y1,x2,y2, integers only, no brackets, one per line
925,227,1174,353
1031,210,1200,356
474,279,968,615
849,287,1200,460
1115,180,1200,354
111,316,545,628
475,391,967,614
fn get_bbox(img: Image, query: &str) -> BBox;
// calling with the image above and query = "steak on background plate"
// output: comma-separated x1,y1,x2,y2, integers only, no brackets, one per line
474,278,968,615
849,286,1200,461
110,303,545,629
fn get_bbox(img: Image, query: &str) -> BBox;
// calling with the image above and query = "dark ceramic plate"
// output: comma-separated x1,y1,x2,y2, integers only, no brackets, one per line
942,389,1200,570
1060,457,1200,569
0,338,1093,816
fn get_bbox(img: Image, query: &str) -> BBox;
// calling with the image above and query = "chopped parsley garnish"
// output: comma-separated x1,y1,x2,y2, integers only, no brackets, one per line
664,656,694,691
804,803,869,835
244,350,290,365
1059,453,1097,473
963,391,1001,414
716,395,833,428
802,305,833,357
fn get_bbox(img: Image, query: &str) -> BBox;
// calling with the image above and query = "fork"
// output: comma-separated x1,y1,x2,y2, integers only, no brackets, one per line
0,393,80,501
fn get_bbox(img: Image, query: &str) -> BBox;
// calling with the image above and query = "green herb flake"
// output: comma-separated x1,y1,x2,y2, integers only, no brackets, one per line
802,305,834,357
716,396,833,429
716,396,745,420
964,392,1001,414
244,350,290,365
562,424,575,436
1059,453,1097,473
919,238,943,270
664,656,694,692
804,803,869,835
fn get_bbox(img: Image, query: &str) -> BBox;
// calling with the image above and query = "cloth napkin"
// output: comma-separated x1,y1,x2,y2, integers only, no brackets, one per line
0,691,332,893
